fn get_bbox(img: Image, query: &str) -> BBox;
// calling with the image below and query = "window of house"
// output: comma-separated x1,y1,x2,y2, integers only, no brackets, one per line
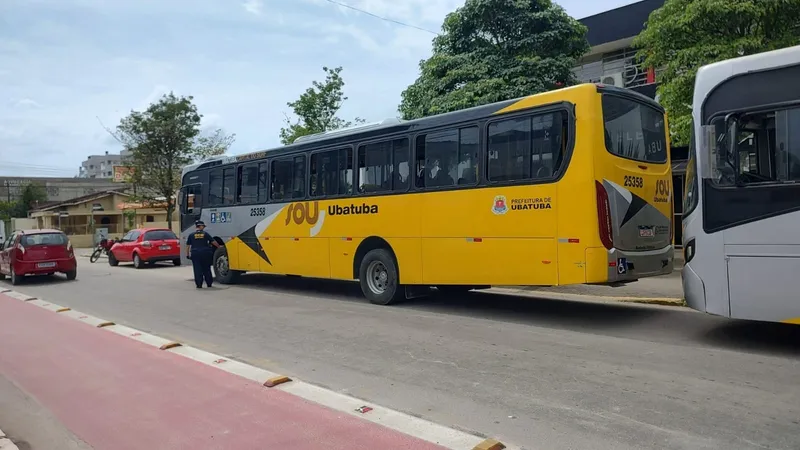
358,138,408,193
311,148,353,197
415,126,479,188
271,155,306,200
487,112,565,182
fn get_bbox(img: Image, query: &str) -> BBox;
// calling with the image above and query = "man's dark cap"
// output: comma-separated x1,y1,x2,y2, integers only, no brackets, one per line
195,220,205,226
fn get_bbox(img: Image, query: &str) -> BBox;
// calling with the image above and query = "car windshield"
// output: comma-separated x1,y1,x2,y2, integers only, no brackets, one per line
22,233,68,246
143,230,177,240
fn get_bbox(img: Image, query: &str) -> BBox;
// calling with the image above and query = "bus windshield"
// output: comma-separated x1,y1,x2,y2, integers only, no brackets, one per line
602,95,667,164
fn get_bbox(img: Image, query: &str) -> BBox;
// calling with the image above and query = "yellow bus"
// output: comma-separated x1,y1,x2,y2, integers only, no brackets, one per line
179,83,674,304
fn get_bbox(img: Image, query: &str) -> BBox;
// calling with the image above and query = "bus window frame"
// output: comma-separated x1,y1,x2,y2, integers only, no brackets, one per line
270,154,307,202
412,124,482,192
309,145,355,200
483,102,576,188
354,136,412,195
236,162,261,205
600,93,668,165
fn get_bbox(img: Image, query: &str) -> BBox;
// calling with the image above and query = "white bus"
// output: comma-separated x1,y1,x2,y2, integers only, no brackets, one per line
682,45,800,324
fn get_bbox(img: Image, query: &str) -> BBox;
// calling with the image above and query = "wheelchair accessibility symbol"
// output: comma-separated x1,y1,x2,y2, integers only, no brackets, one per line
617,258,628,275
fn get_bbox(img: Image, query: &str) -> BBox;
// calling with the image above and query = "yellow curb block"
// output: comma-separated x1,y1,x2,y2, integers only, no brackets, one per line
56,307,71,313
96,321,115,328
473,439,506,450
264,375,292,388
159,342,182,351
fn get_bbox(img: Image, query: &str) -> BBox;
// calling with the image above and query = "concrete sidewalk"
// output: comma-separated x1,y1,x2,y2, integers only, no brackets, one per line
0,292,499,450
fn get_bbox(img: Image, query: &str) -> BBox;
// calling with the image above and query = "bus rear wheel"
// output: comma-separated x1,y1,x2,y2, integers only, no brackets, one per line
359,248,403,305
213,246,241,284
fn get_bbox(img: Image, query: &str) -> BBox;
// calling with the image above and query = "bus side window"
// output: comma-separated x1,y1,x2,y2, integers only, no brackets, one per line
271,155,306,201
488,112,562,183
358,139,405,193
222,167,235,205
237,163,259,204
416,126,478,188
208,169,223,206
257,162,269,203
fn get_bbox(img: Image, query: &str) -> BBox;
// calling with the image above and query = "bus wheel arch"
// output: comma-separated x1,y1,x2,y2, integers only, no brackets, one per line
353,237,403,305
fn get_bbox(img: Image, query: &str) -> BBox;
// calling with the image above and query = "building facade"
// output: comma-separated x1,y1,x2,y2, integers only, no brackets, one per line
574,0,687,245
78,149,131,179
0,176,125,206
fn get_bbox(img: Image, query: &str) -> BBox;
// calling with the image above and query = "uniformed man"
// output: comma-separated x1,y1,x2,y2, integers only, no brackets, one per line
185,220,220,289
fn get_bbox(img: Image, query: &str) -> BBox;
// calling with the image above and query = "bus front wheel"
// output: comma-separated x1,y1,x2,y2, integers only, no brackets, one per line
213,246,241,284
359,248,403,305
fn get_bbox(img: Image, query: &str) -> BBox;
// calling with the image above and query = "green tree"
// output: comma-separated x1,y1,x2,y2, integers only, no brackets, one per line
399,0,589,120
280,66,364,145
10,184,47,218
635,0,800,147
114,93,235,229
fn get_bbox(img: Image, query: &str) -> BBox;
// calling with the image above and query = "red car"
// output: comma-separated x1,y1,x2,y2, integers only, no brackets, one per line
109,228,181,269
0,229,77,285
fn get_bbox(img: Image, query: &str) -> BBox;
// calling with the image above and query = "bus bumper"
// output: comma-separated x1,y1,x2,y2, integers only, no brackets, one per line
681,263,706,312
605,245,674,283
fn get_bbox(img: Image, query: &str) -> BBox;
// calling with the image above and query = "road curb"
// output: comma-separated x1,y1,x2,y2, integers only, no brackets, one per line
488,287,686,307
0,289,517,450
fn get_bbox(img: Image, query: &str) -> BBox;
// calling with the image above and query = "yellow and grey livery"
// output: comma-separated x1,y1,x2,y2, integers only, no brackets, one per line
179,83,673,304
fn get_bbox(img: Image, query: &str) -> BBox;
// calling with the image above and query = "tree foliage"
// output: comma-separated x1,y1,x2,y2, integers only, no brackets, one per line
399,0,589,120
279,66,364,145
114,93,235,228
635,0,800,146
0,184,47,220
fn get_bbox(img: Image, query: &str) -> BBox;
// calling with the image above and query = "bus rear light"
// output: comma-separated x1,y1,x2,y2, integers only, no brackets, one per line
595,181,614,250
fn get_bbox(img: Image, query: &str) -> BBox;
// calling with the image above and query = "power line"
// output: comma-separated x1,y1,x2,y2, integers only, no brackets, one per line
323,0,439,35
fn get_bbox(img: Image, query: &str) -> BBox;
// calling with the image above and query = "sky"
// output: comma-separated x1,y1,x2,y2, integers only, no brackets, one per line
0,0,640,178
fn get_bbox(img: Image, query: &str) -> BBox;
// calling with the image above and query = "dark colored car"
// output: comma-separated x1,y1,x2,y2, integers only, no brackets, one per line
0,229,77,285
109,228,181,269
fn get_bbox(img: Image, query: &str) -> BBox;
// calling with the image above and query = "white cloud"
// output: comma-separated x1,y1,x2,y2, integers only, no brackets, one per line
242,0,263,15
13,98,43,108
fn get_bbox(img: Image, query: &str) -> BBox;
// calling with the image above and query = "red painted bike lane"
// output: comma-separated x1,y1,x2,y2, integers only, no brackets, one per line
0,294,445,450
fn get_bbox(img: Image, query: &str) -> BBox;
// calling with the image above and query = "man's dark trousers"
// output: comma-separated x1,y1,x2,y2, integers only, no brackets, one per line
191,251,214,287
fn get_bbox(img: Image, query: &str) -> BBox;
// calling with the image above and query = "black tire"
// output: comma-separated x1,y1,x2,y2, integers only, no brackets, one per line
89,248,102,263
108,252,119,267
358,248,403,305
172,258,182,266
65,270,77,281
213,246,241,284
0,271,5,281
10,267,21,286
133,253,144,269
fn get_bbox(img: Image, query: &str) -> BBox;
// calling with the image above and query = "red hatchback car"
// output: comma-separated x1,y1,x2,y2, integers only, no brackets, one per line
109,228,181,269
0,229,77,285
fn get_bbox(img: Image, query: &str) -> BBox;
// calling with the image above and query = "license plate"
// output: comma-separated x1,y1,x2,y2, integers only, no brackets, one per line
639,228,655,237
37,262,56,268
159,245,171,250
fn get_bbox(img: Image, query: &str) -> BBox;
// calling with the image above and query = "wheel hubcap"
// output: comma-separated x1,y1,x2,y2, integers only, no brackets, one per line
366,261,389,294
216,255,229,276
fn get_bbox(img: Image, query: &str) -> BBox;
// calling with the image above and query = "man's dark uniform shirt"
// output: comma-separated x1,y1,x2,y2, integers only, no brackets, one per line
188,228,215,287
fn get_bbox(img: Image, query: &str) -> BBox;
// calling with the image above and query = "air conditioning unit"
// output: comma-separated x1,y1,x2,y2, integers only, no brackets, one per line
601,72,624,87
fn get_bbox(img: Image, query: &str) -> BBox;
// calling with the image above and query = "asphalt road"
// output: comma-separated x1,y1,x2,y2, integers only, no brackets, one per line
4,261,799,450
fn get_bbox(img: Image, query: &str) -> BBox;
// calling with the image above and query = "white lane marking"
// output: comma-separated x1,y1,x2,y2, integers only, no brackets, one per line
5,288,517,450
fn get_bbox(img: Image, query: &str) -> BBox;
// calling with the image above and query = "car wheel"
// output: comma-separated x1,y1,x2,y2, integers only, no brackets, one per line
213,247,241,284
133,253,143,269
108,252,119,267
10,267,21,286
358,248,403,305
65,270,77,281
172,258,182,266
